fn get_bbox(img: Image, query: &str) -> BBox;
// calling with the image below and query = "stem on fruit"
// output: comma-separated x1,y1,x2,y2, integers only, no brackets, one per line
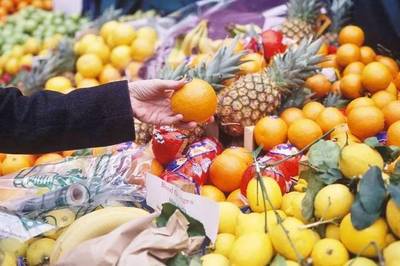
300,218,337,229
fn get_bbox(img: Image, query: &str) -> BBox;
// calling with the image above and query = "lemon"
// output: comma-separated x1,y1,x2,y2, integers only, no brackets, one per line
265,210,287,231
84,41,110,63
77,78,100,89
218,202,240,234
11,45,24,58
110,45,132,70
311,238,349,266
269,217,315,261
339,143,384,179
331,132,361,148
246,177,282,212
126,61,142,79
285,260,300,266
75,72,83,84
24,38,41,55
0,250,17,266
110,23,136,47
131,38,155,62
383,241,400,266
136,26,158,43
235,212,265,236
386,198,400,238
20,54,33,67
45,76,72,93
5,57,19,75
385,233,396,246
325,224,340,240
229,233,274,266
344,257,377,266
42,208,76,240
200,185,226,202
100,20,119,41
0,237,28,257
99,64,121,84
281,191,308,223
74,41,84,55
213,233,235,257
314,184,354,220
26,238,56,266
79,34,98,53
76,54,103,79
339,214,387,257
201,253,229,266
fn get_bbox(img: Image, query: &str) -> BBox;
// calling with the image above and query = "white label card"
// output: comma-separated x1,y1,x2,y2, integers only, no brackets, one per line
145,174,219,243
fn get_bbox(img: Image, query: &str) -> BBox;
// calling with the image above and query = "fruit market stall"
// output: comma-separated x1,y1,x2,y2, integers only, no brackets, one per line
1,0,400,265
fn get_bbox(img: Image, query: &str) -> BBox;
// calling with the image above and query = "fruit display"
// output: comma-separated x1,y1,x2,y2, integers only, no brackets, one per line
1,1,400,266
0,0,53,20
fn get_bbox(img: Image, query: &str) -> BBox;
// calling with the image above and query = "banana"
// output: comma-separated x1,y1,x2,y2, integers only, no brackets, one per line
0,238,28,258
198,26,215,55
42,208,76,240
0,250,16,266
181,20,208,56
188,21,207,55
50,207,148,264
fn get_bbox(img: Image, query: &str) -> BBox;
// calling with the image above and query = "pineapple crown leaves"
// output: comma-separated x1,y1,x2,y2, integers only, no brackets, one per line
287,0,323,23
158,62,190,81
323,91,349,108
278,87,314,113
328,0,353,32
188,37,248,90
267,38,324,90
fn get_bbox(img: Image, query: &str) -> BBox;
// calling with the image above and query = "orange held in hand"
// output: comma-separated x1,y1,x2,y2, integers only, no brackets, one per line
254,116,288,151
171,79,217,123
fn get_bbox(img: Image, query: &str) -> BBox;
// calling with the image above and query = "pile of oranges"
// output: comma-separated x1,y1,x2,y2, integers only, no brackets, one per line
0,0,52,20
253,25,400,152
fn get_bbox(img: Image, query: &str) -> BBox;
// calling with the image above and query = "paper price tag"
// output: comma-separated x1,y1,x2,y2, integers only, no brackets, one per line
145,174,219,243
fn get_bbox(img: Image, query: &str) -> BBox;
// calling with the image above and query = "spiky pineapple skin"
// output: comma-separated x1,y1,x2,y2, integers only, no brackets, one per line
134,119,154,145
217,73,281,136
281,18,315,43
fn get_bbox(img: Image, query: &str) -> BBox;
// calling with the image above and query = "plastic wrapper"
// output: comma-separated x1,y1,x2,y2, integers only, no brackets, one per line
162,138,222,194
0,143,154,241
152,126,189,165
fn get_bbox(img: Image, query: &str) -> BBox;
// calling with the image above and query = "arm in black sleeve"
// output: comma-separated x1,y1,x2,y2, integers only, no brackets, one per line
0,80,135,154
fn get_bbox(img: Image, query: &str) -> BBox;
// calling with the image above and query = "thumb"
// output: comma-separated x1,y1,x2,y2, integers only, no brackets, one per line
153,79,186,91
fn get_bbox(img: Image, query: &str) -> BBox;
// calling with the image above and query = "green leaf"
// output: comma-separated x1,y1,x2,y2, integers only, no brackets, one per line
364,137,380,148
156,203,206,237
270,255,287,266
308,140,340,170
189,256,202,266
388,183,400,207
364,138,400,163
318,168,343,185
390,161,400,185
358,167,386,214
252,145,263,159
351,195,381,230
301,168,325,220
167,252,189,266
72,148,92,157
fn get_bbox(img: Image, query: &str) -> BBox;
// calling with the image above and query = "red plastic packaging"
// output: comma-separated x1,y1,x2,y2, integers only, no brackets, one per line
151,126,188,165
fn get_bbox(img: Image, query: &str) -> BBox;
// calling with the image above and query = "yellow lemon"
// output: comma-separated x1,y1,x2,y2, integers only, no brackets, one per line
235,212,265,236
100,20,119,41
246,177,282,212
218,202,240,234
79,34,99,53
269,217,315,261
339,143,384,179
5,57,19,75
314,184,354,220
281,191,308,223
24,37,41,55
110,45,132,70
213,233,235,257
45,76,72,93
383,241,400,266
331,132,361,148
76,54,103,79
264,210,287,232
200,185,226,202
229,233,274,266
386,198,400,238
84,41,110,63
201,253,229,266
19,54,33,67
136,26,158,43
385,233,396,246
77,78,100,89
339,214,387,257
311,238,349,266
110,23,136,47
11,45,24,58
344,257,377,266
325,224,340,240
26,238,56,266
131,38,155,62
42,208,76,240
99,64,121,84
75,72,83,84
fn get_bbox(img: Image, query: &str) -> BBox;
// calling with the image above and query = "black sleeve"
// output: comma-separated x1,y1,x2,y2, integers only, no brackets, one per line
0,80,135,154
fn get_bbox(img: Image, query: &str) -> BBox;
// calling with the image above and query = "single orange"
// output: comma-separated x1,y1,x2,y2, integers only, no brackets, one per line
387,121,400,146
343,62,365,76
2,155,34,175
254,116,288,150
288,118,323,149
209,153,248,192
383,101,400,126
338,25,365,46
371,90,396,109
305,74,331,97
336,44,361,67
280,107,305,125
319,54,338,69
200,185,226,202
340,73,363,99
331,80,341,93
360,46,376,64
362,62,393,93
226,189,245,207
376,55,399,78
150,159,164,176
345,97,376,114
386,82,398,98
316,107,346,133
34,153,64,166
222,147,253,166
302,101,325,120
171,79,217,122
347,106,384,139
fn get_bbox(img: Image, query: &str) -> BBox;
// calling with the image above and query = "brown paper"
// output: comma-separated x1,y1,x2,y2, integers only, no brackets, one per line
55,210,204,266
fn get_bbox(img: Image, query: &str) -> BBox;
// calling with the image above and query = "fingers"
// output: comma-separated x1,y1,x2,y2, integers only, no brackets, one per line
153,78,187,91
174,121,198,129
160,114,197,129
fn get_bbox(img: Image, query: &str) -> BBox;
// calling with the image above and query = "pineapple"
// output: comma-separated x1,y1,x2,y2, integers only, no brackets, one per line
134,119,154,145
218,38,323,136
323,91,349,108
324,0,353,45
281,0,322,43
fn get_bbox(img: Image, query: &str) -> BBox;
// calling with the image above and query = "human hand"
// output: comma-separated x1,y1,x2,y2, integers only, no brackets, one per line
129,79,199,128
